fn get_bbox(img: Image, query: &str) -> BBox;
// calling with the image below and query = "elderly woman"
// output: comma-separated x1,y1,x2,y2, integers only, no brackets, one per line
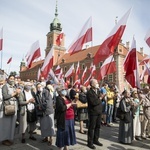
118,90,134,144
55,86,77,150
1,75,21,146
35,82,55,145
18,84,36,143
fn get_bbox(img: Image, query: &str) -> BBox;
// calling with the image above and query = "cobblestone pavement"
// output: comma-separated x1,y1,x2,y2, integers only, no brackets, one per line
0,121,150,150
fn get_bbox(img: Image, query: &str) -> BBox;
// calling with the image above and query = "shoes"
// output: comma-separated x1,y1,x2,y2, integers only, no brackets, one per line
21,139,26,143
29,136,36,141
48,138,53,146
106,124,111,127
42,137,48,142
79,130,86,134
87,144,96,149
93,141,103,146
135,136,142,141
2,140,13,146
141,136,147,140
109,123,114,126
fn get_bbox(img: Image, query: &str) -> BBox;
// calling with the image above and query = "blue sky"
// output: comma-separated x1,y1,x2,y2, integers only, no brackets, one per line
0,0,150,74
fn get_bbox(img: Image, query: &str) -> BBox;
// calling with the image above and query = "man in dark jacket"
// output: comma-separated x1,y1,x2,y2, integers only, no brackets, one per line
87,79,103,149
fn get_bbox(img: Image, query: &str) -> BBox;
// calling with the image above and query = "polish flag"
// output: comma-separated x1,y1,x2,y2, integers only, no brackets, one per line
83,74,92,87
75,61,80,80
37,68,41,81
98,55,116,80
94,8,131,65
139,55,150,65
144,29,150,47
90,64,96,77
26,40,41,68
7,57,12,64
54,65,61,75
81,66,87,84
74,79,81,87
41,46,54,79
140,63,150,80
58,68,63,80
56,32,64,46
0,28,3,51
49,69,59,84
68,16,92,55
123,37,141,89
64,64,74,79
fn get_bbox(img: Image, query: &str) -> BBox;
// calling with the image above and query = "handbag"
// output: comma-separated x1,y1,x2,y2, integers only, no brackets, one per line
116,107,125,120
27,109,37,123
3,102,15,116
76,100,88,108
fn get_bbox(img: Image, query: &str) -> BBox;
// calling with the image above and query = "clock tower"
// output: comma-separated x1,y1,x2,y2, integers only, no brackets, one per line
45,0,66,65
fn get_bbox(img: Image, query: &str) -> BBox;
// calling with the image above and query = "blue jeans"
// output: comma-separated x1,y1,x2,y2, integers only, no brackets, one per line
106,104,114,124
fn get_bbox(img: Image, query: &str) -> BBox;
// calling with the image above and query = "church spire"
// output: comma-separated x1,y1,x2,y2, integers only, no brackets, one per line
50,0,62,32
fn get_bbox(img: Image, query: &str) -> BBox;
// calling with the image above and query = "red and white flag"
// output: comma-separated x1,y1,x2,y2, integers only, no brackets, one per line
41,46,54,79
37,68,41,81
144,29,150,47
0,28,3,51
98,55,116,80
83,74,92,87
140,63,150,80
7,57,12,64
139,55,150,65
94,8,131,65
81,66,87,84
68,16,92,55
49,69,59,84
123,37,140,89
56,32,64,46
26,40,41,68
64,64,74,79
54,65,61,76
74,79,81,87
90,64,96,77
57,68,63,80
75,61,80,80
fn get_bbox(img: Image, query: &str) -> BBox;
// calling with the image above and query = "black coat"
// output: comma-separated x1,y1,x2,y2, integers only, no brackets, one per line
86,88,102,115
55,95,67,130
35,89,54,115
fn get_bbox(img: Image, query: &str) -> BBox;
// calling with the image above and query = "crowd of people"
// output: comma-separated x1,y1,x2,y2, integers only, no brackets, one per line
0,75,150,150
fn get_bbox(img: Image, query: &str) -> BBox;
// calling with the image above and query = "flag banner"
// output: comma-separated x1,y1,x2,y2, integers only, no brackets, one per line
56,32,64,46
81,66,87,84
7,57,12,64
94,8,131,65
139,55,150,65
49,69,59,84
26,40,41,68
75,61,80,80
0,28,3,51
123,37,140,89
64,64,74,79
98,55,116,80
144,28,150,47
54,65,61,75
41,46,54,79
68,16,92,55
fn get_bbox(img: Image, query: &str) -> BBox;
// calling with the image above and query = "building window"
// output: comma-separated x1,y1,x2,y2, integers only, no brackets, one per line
82,64,85,69
99,61,103,67
64,66,67,72
142,65,144,70
119,49,122,52
108,74,113,82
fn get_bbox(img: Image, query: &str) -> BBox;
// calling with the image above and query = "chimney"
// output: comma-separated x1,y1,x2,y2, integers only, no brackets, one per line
140,47,144,56
126,41,130,50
